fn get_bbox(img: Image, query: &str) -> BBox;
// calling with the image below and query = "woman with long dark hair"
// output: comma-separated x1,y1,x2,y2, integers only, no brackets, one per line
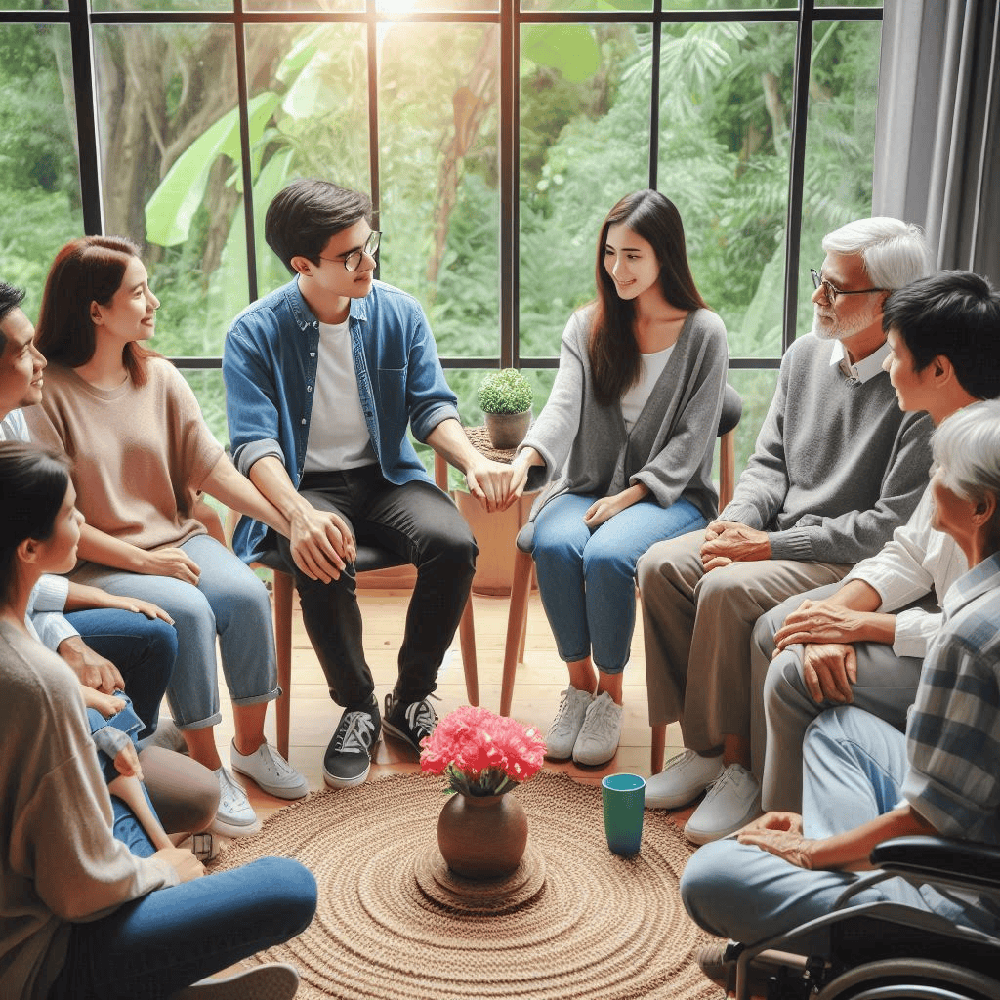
508,190,729,766
26,236,310,838
0,439,316,1000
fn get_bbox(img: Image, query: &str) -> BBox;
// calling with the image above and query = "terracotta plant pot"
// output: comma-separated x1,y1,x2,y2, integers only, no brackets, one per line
437,791,528,879
484,409,531,450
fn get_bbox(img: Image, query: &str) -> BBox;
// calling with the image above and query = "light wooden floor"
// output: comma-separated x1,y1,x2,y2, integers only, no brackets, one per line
212,586,689,822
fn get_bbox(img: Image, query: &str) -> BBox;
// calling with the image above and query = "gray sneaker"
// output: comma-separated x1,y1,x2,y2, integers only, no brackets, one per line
571,691,623,766
175,963,300,999
230,740,309,800
545,686,593,760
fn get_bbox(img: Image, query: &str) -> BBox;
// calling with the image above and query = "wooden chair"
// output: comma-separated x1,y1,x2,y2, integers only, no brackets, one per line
498,384,743,752
231,459,479,760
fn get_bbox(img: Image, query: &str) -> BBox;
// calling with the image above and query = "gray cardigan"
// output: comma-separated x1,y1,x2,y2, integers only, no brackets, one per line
520,307,729,533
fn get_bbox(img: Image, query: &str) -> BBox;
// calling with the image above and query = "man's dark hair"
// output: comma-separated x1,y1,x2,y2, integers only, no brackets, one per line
265,180,372,274
883,270,1000,400
0,282,26,348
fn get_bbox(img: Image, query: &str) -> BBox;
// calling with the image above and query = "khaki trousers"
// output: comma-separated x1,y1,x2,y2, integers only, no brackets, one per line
637,529,850,753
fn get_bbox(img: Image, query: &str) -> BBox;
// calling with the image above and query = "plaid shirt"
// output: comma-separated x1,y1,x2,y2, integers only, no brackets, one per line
902,551,1000,846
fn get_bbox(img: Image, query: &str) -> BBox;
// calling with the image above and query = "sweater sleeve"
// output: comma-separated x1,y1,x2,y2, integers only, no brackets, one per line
766,409,934,564
630,313,728,509
519,313,586,491
160,361,225,494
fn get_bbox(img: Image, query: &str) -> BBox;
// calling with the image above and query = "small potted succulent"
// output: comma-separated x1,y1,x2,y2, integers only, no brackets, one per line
478,368,533,450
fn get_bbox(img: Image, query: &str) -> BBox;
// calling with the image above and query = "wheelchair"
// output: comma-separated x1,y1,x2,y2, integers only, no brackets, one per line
723,835,1000,1000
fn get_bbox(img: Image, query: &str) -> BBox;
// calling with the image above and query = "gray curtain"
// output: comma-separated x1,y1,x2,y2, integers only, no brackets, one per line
874,0,1000,285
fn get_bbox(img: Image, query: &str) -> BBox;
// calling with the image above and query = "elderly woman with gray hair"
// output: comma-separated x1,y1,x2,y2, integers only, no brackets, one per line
681,398,1000,978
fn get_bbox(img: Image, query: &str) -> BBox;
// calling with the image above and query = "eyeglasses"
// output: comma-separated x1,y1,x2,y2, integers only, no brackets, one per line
320,231,381,272
811,269,885,304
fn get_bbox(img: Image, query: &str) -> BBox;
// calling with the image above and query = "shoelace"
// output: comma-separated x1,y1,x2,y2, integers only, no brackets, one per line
550,690,585,732
258,744,295,776
403,698,437,739
582,696,619,737
664,749,700,772
334,712,376,754
219,770,249,810
703,765,744,800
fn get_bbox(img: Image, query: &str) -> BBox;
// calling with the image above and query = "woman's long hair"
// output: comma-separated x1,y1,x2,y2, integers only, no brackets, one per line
34,236,157,388
590,190,707,405
0,441,70,606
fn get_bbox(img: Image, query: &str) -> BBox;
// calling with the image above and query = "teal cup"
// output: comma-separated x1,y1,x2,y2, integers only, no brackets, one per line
602,772,646,856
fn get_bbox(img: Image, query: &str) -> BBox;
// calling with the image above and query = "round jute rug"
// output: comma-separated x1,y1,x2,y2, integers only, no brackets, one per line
215,769,717,1000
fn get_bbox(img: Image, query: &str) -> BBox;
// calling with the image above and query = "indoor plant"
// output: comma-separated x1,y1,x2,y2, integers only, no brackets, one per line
421,705,546,879
478,369,533,449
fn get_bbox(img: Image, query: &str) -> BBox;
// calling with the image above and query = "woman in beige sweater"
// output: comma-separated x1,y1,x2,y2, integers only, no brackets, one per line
0,439,314,1000
26,236,309,838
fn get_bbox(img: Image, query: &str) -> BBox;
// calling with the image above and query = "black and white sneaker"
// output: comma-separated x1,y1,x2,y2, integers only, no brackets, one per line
323,696,381,789
382,692,438,753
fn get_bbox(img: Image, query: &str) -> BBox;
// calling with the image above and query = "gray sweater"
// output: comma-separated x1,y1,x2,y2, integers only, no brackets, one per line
723,333,934,564
521,307,729,527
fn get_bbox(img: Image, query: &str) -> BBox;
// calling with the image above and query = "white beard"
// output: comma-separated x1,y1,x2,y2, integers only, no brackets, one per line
810,304,876,342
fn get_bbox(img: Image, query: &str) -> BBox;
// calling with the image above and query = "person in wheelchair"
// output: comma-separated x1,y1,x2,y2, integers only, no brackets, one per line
681,397,1000,995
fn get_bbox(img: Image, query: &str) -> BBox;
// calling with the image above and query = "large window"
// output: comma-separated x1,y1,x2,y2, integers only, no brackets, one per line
0,0,882,472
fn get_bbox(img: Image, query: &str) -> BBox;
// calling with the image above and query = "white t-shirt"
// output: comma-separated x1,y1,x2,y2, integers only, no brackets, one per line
620,344,675,431
303,319,377,473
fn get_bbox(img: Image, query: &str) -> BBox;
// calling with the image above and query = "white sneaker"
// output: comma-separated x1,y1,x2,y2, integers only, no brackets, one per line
175,963,300,999
545,686,593,760
645,749,723,810
684,764,762,845
230,740,309,800
210,767,262,838
571,691,623,767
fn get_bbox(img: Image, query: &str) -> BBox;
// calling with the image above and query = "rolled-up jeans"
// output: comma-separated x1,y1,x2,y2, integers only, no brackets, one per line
72,533,278,730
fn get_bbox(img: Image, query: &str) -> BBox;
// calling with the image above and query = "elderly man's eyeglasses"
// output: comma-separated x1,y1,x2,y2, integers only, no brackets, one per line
320,231,381,272
811,269,885,304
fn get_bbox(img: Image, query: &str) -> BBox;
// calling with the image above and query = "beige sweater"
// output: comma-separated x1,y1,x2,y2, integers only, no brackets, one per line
0,621,177,999
24,359,224,559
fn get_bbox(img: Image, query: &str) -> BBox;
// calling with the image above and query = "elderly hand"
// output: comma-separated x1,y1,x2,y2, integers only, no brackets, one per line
774,599,871,649
700,521,771,570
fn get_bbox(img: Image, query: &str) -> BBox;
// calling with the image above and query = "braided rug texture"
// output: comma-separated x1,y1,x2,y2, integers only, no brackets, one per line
215,769,717,1000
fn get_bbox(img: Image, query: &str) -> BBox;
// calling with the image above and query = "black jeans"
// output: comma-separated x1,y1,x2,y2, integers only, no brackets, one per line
275,466,478,709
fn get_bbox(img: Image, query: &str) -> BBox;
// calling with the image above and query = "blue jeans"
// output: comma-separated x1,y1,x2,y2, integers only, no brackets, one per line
65,609,177,740
48,801,317,999
681,706,981,947
531,493,705,673
74,534,278,729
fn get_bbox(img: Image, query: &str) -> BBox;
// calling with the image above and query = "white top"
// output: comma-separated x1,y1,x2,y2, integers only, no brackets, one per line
303,319,377,473
620,344,676,431
843,485,968,657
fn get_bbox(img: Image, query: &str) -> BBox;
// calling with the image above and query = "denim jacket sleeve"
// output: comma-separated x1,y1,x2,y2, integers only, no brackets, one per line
401,303,460,442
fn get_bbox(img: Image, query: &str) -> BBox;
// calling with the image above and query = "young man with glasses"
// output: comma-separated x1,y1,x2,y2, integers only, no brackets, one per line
224,179,511,790
636,217,936,843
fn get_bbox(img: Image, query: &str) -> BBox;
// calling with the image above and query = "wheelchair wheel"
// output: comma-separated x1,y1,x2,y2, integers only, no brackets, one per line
814,958,1000,1000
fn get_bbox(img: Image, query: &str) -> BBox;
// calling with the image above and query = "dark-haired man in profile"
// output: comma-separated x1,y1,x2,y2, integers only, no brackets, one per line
224,179,511,790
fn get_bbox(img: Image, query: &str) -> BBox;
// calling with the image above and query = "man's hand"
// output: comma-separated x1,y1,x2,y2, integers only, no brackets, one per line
699,521,771,570
140,547,201,586
114,742,143,780
58,636,125,693
737,824,816,870
288,507,356,584
795,642,857,704
465,456,520,513
774,599,871,650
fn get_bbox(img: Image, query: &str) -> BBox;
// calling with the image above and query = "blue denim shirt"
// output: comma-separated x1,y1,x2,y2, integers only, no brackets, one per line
223,277,460,563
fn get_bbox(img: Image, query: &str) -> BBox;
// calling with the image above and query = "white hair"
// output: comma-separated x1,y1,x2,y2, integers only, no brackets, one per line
822,217,933,291
932,399,1000,502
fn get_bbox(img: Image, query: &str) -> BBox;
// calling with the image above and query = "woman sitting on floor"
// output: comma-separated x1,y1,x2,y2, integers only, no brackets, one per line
26,235,311,838
681,398,1000,981
0,439,317,1000
506,189,728,766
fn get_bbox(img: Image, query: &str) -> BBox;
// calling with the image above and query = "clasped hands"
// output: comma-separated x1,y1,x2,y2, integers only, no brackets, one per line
699,520,771,570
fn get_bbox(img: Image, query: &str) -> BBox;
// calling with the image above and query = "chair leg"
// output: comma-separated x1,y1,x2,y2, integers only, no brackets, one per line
719,428,736,511
517,563,534,662
650,723,666,775
272,570,294,761
458,596,479,707
501,548,533,717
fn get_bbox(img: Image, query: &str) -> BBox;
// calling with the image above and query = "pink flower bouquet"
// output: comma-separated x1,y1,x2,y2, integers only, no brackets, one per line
420,705,547,796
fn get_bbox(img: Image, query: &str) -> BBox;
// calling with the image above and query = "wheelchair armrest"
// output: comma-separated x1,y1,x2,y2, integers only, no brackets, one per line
870,835,1000,893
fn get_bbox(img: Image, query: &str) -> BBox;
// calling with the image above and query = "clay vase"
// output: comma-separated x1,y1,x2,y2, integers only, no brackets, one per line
437,791,528,879
485,409,531,450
